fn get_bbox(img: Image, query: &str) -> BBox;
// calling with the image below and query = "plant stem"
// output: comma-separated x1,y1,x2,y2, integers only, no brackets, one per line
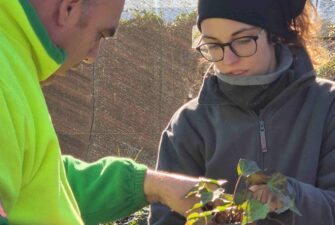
233,175,243,203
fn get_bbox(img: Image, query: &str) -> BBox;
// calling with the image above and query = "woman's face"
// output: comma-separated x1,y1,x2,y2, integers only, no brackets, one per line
200,18,277,76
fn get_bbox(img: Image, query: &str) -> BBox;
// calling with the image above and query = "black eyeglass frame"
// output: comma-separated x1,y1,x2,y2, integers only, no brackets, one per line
196,29,264,62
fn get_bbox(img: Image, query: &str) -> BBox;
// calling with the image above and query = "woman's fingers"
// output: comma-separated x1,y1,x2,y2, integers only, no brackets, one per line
249,184,283,212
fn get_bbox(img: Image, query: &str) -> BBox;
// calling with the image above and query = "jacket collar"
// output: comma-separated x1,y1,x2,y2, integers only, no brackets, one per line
0,0,67,81
216,45,293,86
197,47,316,106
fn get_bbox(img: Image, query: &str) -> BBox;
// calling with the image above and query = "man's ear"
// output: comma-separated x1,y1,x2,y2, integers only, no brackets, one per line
57,0,84,26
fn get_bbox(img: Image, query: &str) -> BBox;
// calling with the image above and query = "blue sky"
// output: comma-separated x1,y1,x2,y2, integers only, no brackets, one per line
124,0,196,9
317,0,335,22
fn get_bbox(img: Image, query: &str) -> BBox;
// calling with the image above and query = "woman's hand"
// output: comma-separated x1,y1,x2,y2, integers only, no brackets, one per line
249,184,283,212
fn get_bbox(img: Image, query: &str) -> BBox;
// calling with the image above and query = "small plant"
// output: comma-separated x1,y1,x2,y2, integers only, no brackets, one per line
185,159,301,225
104,207,149,225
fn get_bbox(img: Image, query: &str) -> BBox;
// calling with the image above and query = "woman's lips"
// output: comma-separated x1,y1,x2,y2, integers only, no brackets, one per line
229,70,248,76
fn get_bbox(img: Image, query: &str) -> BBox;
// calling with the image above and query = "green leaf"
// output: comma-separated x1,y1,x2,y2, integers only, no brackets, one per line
199,178,228,187
274,194,302,216
248,171,269,185
233,189,249,205
222,193,234,202
186,202,204,214
212,188,225,199
241,199,269,225
198,210,214,218
200,189,213,205
185,179,216,199
271,191,301,215
267,173,287,192
188,210,213,220
212,203,232,213
187,212,200,220
185,218,199,225
266,173,302,216
197,178,228,190
184,186,200,199
237,159,261,177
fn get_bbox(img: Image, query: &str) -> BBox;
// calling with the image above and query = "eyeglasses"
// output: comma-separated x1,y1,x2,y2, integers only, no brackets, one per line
196,29,264,62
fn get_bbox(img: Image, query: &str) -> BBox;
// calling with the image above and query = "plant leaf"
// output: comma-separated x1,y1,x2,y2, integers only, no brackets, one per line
187,212,200,220
212,188,225,200
222,193,234,202
212,203,232,213
266,173,302,216
248,171,269,185
185,186,200,199
188,210,213,220
185,218,199,225
267,173,287,192
205,179,228,187
200,189,213,205
199,210,214,217
241,199,269,225
233,189,250,205
198,178,228,189
237,159,261,177
186,202,204,214
274,196,297,214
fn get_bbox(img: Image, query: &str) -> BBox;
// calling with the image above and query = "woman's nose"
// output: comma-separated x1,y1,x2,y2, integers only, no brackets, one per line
222,46,240,65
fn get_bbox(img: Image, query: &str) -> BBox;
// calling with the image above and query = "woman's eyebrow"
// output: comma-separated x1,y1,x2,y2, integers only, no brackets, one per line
201,35,220,41
231,27,258,37
201,27,258,41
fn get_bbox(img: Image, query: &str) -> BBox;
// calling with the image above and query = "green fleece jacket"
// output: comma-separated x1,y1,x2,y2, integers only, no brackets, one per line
0,1,148,224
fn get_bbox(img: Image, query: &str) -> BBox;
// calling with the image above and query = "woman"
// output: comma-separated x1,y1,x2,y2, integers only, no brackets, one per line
150,0,335,224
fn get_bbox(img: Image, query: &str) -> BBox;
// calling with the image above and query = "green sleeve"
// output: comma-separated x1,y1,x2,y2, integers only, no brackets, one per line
0,217,9,225
62,155,149,225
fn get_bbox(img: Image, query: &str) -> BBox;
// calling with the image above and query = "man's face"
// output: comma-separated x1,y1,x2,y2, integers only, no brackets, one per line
53,0,125,75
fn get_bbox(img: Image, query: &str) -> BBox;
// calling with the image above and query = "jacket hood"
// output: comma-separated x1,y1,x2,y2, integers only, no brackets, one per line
0,0,67,81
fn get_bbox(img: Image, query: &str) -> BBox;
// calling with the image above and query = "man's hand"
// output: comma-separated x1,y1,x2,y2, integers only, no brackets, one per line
249,184,283,212
143,169,201,217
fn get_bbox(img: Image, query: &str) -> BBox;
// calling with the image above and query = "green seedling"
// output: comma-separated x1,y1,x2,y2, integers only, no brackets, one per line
185,159,300,225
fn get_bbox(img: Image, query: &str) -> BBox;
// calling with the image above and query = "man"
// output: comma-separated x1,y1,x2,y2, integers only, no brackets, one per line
0,0,203,224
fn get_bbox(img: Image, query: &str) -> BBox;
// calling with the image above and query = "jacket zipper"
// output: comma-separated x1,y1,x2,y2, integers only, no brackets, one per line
259,120,268,153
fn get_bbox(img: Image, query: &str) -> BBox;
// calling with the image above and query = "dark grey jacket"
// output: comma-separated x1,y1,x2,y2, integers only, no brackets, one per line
150,52,335,224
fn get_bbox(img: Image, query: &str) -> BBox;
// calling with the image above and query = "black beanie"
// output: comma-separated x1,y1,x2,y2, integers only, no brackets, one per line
197,0,307,39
